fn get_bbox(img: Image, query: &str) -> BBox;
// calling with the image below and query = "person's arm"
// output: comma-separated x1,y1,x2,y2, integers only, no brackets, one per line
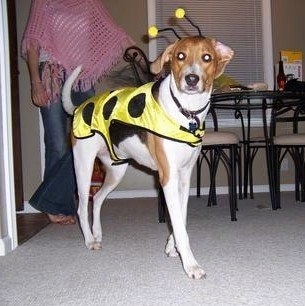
26,44,49,107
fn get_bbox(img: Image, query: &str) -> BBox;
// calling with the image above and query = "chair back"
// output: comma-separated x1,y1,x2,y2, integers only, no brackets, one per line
206,106,219,131
269,99,305,141
123,46,154,86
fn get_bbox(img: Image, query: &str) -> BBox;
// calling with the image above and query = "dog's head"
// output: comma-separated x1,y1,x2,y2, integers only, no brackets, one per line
150,36,234,95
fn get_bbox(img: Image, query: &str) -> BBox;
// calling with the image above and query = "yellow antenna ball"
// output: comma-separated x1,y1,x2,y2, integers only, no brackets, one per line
148,26,159,38
175,8,185,19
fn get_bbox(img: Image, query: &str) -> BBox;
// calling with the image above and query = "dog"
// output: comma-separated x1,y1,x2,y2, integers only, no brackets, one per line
62,36,233,279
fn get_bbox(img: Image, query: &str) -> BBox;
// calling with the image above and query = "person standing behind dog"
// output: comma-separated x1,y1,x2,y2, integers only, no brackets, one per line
21,0,133,224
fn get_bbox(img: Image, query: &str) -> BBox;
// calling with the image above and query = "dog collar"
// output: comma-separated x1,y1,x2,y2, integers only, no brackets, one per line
169,86,210,132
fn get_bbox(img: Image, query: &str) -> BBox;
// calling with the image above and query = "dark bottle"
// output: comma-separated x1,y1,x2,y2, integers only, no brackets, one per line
277,60,286,91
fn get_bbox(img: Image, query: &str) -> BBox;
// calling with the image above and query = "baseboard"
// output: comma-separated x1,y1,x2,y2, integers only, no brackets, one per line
20,184,295,214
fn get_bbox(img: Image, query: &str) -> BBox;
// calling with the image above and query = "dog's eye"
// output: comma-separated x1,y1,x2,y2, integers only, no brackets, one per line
177,52,186,61
202,54,212,62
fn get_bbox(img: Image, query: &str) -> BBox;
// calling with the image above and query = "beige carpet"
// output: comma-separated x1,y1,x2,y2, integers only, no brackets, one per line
1,192,305,306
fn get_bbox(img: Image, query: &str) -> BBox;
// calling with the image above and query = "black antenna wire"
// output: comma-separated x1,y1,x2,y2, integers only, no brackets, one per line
158,28,181,40
184,15,203,37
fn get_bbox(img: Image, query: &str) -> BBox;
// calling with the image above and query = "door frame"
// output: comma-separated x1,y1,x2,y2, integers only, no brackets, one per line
0,0,18,255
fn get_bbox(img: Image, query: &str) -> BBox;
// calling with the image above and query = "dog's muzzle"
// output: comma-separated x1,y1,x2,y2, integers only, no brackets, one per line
185,74,199,87
184,73,203,92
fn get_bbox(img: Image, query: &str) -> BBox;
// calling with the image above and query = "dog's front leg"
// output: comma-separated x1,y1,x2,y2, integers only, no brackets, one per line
165,160,198,258
163,178,206,279
165,172,191,258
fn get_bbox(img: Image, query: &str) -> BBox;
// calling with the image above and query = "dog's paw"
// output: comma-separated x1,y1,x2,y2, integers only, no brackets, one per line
165,235,179,257
185,265,206,280
165,246,179,257
86,241,102,250
92,242,102,250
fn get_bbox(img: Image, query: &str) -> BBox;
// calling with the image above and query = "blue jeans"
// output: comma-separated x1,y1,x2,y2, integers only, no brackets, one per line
29,88,95,215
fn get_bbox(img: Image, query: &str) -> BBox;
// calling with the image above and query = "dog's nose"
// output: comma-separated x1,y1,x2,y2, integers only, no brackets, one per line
185,74,199,86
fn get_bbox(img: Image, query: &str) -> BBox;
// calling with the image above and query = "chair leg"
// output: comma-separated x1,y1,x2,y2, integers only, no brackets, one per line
249,154,254,199
266,142,277,210
236,145,243,200
208,149,219,207
301,156,305,202
197,148,219,206
243,141,250,199
196,157,202,197
229,145,238,221
249,147,259,199
294,149,301,202
219,146,238,221
293,147,305,202
275,147,281,209
158,186,166,223
198,145,238,220
301,148,305,202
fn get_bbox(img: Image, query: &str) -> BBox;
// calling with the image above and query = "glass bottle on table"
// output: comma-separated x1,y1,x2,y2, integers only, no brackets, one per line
277,60,286,91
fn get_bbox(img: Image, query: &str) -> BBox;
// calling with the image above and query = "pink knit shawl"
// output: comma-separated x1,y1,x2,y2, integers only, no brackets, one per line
21,0,134,92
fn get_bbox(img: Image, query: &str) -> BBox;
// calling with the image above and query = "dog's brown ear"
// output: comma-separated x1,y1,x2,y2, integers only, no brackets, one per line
214,40,234,79
150,42,177,75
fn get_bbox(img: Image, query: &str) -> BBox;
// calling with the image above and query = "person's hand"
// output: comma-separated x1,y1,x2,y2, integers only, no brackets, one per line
31,81,49,107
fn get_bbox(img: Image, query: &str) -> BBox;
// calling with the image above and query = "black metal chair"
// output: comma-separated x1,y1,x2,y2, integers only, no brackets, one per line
123,46,154,86
196,107,241,221
267,99,305,209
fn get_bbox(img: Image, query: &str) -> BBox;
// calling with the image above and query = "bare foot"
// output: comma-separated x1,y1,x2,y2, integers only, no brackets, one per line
48,214,76,225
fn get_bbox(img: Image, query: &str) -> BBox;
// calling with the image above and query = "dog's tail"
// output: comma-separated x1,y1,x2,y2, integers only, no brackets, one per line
62,65,82,115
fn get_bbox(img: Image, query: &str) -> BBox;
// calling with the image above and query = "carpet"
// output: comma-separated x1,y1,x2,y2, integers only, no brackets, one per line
1,193,305,306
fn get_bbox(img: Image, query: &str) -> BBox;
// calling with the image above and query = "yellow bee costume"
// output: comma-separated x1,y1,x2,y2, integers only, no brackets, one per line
73,82,204,162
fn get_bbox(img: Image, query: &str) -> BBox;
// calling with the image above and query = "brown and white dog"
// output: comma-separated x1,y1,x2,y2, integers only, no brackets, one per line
62,36,233,279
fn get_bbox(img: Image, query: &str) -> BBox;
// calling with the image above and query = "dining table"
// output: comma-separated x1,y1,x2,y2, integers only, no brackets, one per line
210,89,305,209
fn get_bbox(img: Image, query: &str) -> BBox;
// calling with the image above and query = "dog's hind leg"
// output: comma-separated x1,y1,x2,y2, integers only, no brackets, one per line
74,141,99,250
91,157,128,249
